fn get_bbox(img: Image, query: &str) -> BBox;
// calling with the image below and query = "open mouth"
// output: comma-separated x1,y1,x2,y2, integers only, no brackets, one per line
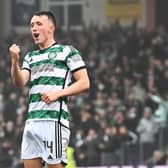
33,33,40,38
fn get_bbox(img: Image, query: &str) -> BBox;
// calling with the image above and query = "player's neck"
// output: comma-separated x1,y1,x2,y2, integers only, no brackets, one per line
39,39,56,50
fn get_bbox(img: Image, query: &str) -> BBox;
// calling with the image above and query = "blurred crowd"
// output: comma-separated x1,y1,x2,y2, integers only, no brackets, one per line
0,20,168,167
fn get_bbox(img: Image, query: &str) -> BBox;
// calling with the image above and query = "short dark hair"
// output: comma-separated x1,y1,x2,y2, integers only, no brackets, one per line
34,11,56,26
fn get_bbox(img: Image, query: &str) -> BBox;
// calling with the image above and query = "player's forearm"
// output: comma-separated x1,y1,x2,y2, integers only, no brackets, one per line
58,78,90,98
41,78,90,104
11,63,25,87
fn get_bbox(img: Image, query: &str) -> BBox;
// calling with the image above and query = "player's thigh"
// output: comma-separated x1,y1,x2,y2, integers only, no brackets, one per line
23,158,43,168
48,163,65,168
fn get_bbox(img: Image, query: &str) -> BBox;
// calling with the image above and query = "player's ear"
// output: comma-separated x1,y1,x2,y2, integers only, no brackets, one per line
48,23,55,34
51,24,56,32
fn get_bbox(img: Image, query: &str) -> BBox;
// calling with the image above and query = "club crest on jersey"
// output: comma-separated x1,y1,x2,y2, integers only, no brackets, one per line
48,52,57,60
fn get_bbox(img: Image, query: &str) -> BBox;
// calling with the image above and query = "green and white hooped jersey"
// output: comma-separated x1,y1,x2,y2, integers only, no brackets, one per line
22,44,86,127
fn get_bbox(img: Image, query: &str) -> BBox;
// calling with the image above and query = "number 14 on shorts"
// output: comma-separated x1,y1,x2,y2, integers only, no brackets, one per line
43,140,53,153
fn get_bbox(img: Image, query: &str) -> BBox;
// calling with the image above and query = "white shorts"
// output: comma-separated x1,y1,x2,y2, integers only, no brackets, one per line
21,120,70,165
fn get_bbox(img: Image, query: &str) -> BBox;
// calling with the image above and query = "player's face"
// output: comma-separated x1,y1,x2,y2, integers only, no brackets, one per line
30,15,52,45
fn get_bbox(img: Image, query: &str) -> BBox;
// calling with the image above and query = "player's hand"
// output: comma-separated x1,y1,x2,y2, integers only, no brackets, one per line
41,91,60,104
9,44,21,64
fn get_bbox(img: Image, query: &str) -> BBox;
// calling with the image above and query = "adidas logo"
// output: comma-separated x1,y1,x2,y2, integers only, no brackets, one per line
47,155,53,160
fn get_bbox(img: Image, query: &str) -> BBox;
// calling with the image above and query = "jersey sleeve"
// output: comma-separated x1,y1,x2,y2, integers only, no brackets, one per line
21,53,31,71
66,46,86,72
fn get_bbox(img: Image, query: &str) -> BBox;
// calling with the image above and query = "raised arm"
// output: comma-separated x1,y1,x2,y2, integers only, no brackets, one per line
9,44,30,87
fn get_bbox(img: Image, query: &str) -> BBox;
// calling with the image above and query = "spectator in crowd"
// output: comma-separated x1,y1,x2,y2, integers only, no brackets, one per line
84,128,100,166
74,128,86,166
3,92,18,123
0,139,15,168
148,92,168,150
118,125,138,165
146,150,168,168
136,106,159,163
99,125,119,166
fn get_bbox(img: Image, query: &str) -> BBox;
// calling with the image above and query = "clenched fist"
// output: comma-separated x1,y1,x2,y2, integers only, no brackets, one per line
9,44,21,64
